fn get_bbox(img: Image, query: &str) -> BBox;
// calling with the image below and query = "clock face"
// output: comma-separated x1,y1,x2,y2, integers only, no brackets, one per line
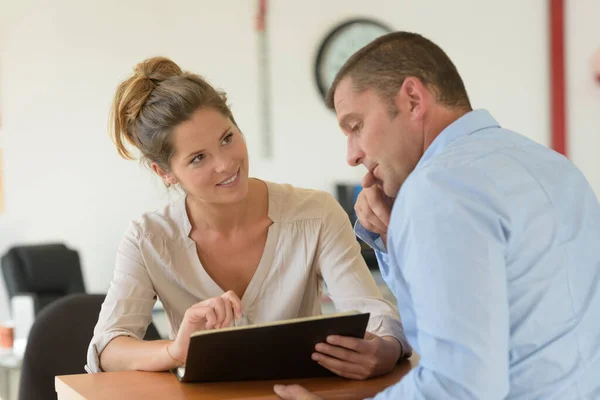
315,19,392,102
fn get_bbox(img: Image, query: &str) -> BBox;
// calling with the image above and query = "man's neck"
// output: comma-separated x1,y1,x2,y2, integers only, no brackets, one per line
422,106,470,153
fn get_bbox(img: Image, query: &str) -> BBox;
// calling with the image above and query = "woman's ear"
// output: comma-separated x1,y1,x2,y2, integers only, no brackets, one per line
151,162,178,185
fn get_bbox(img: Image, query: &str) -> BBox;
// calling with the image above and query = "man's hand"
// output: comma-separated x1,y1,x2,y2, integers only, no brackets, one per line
313,332,401,380
274,384,322,400
355,172,394,243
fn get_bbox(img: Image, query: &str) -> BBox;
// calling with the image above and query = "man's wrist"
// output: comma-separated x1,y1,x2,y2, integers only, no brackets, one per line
381,336,402,361
380,233,388,244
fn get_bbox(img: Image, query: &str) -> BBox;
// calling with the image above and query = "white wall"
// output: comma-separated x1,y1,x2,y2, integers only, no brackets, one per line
567,0,600,192
0,0,576,321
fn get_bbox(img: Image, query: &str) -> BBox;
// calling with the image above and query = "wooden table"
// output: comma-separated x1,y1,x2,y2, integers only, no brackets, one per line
55,361,412,400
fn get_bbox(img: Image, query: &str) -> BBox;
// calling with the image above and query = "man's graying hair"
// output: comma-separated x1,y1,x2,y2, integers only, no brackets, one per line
326,31,472,114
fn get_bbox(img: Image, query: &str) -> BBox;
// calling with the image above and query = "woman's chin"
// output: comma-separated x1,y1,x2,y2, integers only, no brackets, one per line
213,177,249,203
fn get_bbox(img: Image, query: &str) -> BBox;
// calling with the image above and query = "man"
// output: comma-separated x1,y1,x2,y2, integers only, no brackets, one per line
275,31,600,399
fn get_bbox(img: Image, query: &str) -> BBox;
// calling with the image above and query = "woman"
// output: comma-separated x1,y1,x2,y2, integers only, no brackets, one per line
86,57,410,379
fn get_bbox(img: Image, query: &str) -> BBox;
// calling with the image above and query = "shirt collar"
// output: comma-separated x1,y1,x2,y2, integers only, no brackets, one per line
415,109,500,170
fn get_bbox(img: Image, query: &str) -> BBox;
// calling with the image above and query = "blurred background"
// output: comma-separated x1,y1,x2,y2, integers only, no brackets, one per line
0,0,599,397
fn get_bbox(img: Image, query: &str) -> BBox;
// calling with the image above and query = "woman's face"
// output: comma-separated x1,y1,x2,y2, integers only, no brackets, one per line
159,107,250,205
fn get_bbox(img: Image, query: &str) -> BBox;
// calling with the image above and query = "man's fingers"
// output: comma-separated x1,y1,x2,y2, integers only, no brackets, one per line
368,197,391,227
355,203,387,235
355,211,382,234
326,335,374,354
314,343,361,364
317,363,366,380
273,384,320,400
367,188,392,226
362,172,377,188
312,352,365,377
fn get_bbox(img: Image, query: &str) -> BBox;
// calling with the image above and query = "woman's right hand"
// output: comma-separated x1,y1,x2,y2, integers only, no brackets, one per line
168,290,244,364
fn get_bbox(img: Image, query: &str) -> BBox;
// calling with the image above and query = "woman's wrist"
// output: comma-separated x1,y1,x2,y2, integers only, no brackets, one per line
166,341,185,367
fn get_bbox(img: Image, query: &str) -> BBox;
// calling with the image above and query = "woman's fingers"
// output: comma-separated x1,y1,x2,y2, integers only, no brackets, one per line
222,290,244,319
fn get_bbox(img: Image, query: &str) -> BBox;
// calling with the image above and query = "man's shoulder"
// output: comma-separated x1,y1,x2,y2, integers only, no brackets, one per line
395,154,502,220
405,125,567,197
425,126,531,169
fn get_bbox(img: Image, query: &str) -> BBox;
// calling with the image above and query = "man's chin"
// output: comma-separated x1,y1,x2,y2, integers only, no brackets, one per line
382,181,401,198
376,178,388,193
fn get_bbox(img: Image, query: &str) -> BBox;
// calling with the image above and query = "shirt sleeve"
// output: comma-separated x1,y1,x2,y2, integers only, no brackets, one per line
85,222,158,373
314,193,411,358
355,220,388,253
370,167,510,399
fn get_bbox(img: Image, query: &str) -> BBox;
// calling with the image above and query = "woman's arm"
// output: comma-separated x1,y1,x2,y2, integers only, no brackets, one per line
100,337,180,372
87,222,246,373
86,222,164,372
315,194,409,347
312,193,411,378
97,290,244,372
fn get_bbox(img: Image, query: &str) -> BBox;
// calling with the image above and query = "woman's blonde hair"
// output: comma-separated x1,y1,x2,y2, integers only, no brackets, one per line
110,57,235,170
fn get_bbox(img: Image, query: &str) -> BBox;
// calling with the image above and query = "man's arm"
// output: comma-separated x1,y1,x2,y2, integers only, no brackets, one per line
355,220,388,253
371,167,511,399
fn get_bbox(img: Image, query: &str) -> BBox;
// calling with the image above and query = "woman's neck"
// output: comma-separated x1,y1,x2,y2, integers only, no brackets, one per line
185,179,266,236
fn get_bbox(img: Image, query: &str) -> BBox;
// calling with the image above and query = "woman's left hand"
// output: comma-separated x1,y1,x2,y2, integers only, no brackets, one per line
312,332,401,380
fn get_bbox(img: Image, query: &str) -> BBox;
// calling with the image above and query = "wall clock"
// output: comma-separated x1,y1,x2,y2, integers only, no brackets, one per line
315,19,393,103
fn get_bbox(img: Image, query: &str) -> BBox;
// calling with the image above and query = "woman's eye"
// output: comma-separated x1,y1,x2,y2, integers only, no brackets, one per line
221,132,234,145
191,154,205,164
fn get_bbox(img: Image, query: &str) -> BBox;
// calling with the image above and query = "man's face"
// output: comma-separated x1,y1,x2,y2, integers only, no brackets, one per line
334,77,423,197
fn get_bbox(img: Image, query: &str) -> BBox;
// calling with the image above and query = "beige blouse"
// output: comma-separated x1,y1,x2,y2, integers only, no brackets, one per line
86,181,409,373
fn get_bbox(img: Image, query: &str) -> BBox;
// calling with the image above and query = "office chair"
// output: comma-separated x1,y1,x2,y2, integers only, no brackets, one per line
1,243,86,314
18,293,162,400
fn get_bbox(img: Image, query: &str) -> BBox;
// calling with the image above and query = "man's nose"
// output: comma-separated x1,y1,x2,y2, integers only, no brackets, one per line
347,137,365,167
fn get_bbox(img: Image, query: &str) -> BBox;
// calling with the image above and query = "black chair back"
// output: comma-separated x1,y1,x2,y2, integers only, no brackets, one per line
1,244,86,314
18,293,161,400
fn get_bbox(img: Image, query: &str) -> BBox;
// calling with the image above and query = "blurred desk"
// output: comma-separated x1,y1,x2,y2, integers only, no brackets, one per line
56,361,412,400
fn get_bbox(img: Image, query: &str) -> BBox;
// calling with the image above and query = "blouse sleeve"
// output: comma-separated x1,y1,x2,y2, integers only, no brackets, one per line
314,193,412,358
85,222,158,373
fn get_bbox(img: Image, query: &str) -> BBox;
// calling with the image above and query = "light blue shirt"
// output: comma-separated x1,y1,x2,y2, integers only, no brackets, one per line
357,110,600,399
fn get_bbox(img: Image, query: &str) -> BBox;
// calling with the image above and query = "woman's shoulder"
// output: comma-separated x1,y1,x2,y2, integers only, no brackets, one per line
265,181,345,223
126,196,188,241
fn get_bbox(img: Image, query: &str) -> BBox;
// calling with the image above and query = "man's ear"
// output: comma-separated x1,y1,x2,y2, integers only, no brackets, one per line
397,77,427,119
151,162,178,185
